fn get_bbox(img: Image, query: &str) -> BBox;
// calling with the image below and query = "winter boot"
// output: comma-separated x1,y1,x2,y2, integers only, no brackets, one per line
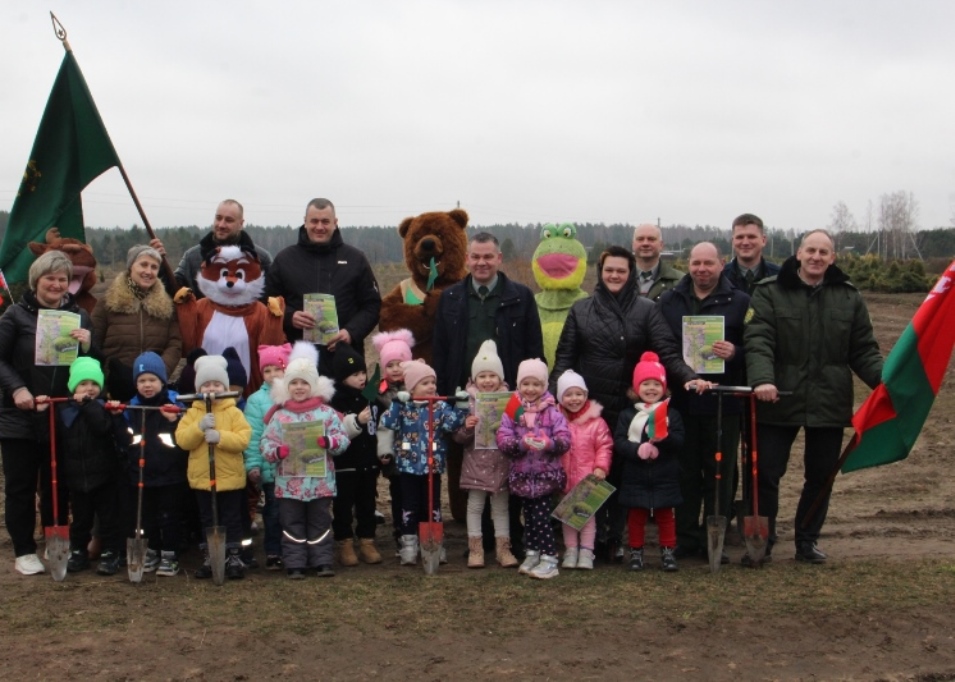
194,548,213,579
577,548,595,570
143,548,160,573
530,554,559,580
561,547,579,569
518,549,541,576
495,537,519,568
661,546,678,572
226,549,245,580
399,535,419,566
358,538,382,564
629,547,644,572
96,550,120,576
156,551,179,577
67,549,90,573
467,537,485,569
338,539,359,567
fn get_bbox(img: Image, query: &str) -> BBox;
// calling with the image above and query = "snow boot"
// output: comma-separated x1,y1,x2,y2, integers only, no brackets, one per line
577,548,595,570
338,539,359,567
399,535,418,566
561,547,579,569
661,546,678,572
467,536,485,569
495,537,519,568
358,538,382,564
629,547,644,572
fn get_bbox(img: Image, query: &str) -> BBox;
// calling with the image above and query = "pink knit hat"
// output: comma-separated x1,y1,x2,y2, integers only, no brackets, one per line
516,358,549,387
372,329,415,367
258,343,292,371
632,351,667,391
401,359,436,393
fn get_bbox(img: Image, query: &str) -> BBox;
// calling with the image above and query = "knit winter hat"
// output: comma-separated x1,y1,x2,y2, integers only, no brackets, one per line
126,244,162,271
258,343,292,371
222,347,247,390
401,359,436,393
68,357,105,392
132,351,167,384
283,341,321,394
471,339,505,381
372,329,415,368
332,344,367,384
516,358,549,387
632,351,667,392
194,355,230,391
556,369,588,401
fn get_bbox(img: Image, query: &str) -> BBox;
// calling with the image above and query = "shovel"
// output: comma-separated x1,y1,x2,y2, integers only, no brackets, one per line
127,408,148,583
43,398,70,582
742,393,770,566
204,393,227,586
705,388,727,574
419,395,445,576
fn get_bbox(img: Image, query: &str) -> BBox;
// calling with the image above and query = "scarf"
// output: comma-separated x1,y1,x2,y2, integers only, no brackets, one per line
627,399,669,443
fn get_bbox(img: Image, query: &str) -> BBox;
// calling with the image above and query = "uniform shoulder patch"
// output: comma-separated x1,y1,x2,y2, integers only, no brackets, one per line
744,307,755,324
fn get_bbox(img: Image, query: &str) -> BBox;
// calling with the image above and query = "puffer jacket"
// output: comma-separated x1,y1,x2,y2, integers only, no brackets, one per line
379,398,466,475
91,273,182,400
243,381,278,484
123,388,188,487
496,393,571,499
744,256,883,427
549,267,697,431
614,402,685,510
0,291,94,439
57,398,125,493
659,273,750,417
454,380,510,494
559,400,613,493
329,383,382,473
176,396,251,491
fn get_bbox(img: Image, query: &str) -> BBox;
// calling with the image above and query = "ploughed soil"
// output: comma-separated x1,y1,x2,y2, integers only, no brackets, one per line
1,292,954,681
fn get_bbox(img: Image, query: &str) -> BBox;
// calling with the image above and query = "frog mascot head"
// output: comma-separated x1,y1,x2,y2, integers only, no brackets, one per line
532,223,588,367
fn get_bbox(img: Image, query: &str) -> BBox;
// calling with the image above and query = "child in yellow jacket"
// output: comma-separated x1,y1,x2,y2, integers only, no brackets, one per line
175,355,251,580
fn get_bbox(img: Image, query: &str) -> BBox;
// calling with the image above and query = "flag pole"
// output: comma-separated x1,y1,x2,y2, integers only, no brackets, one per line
50,12,179,298
800,436,858,530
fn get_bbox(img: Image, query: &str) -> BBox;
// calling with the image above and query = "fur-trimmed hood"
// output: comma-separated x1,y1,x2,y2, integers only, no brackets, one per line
562,398,604,424
104,272,175,320
269,374,335,405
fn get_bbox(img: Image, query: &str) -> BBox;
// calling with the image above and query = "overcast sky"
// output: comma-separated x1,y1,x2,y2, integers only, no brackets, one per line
2,1,953,233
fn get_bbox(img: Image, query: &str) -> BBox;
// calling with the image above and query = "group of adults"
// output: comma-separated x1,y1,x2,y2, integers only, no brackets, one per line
0,199,882,574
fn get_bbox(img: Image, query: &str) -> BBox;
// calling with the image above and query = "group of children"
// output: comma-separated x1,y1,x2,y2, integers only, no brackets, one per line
45,322,686,581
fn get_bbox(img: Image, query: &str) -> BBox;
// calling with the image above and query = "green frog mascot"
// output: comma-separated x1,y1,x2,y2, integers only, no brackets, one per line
532,223,588,367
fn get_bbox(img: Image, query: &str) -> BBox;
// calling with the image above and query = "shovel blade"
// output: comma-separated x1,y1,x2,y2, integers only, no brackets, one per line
127,537,147,583
706,515,727,574
743,515,770,566
206,526,227,586
418,522,444,576
45,528,70,582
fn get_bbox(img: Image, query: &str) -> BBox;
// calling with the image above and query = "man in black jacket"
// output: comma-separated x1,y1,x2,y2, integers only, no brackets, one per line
265,198,381,374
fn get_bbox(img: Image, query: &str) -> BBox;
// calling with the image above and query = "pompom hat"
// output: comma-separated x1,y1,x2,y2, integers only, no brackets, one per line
632,351,667,392
258,343,292,371
372,329,415,368
471,339,505,381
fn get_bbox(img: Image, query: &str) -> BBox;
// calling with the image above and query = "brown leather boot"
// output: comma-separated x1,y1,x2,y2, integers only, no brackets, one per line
496,537,519,568
358,538,382,564
467,536,485,569
338,539,359,567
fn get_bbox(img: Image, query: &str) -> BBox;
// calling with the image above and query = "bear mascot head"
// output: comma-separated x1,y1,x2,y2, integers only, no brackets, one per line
28,227,99,313
378,208,468,364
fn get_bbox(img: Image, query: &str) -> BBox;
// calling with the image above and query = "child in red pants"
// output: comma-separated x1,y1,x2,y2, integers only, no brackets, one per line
613,352,686,572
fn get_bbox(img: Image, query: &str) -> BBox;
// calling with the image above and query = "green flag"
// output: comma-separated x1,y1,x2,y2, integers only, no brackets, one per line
0,50,121,284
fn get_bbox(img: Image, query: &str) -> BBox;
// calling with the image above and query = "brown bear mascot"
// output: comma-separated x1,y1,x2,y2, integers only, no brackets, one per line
28,227,99,314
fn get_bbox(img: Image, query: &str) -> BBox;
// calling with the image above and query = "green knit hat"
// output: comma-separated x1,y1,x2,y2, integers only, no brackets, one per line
68,357,105,393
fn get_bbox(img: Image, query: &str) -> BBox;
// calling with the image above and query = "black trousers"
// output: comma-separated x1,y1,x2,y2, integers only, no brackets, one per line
333,468,380,540
71,479,121,555
398,472,441,535
1,437,69,557
195,488,244,548
127,482,186,554
756,424,845,547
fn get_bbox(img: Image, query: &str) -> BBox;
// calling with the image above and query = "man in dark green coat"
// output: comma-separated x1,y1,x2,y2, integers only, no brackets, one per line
744,230,883,565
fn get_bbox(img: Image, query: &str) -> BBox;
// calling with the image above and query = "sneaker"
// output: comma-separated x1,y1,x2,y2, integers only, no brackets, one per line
576,548,595,570
629,547,644,572
561,547,579,569
518,550,541,576
15,553,46,575
97,550,120,576
287,568,306,580
156,551,179,577
143,548,160,573
795,542,827,564
225,552,245,580
195,554,213,579
265,555,284,571
529,554,559,580
660,547,678,572
316,564,336,578
67,550,90,573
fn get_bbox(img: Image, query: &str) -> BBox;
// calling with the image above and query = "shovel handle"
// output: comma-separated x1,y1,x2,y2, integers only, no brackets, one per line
177,390,241,403
205,394,220,530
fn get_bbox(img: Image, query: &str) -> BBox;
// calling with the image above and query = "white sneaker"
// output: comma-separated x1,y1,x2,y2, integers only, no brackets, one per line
518,550,541,575
530,554,559,580
15,553,46,575
562,547,579,569
577,549,595,570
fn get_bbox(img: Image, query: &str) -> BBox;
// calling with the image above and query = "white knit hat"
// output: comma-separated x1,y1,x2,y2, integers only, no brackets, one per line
471,339,505,381
271,341,335,403
556,369,588,401
194,355,229,391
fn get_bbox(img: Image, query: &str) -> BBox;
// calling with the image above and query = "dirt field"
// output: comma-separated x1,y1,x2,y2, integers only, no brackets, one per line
1,292,954,681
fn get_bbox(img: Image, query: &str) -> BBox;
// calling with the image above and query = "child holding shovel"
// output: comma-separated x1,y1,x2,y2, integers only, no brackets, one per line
496,359,571,580
176,355,251,580
122,352,188,577
260,342,350,579
377,359,467,566
613,352,686,573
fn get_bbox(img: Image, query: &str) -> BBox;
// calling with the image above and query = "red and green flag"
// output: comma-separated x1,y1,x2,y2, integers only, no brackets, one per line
842,260,955,473
0,50,121,284
647,399,669,441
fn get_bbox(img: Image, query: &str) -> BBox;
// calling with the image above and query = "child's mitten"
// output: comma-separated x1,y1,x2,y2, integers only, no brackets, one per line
204,429,220,444
637,442,659,460
199,414,215,430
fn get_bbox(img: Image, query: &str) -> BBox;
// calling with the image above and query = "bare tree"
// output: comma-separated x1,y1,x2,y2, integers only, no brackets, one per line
877,191,919,259
828,201,856,248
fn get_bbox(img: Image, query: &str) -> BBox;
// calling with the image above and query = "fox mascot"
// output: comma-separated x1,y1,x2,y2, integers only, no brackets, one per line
175,243,286,395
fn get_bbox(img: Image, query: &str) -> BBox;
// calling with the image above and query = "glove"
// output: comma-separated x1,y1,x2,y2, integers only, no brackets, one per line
316,435,340,450
522,434,552,452
637,442,659,460
276,445,290,460
204,429,220,444
453,388,470,409
396,391,411,403
199,414,215,430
